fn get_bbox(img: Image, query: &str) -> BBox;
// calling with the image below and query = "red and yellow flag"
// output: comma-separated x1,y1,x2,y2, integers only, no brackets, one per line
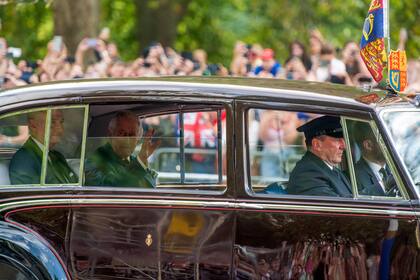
389,50,408,93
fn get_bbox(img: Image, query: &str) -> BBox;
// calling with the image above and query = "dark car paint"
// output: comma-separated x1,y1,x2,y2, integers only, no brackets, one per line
0,78,418,279
0,221,69,279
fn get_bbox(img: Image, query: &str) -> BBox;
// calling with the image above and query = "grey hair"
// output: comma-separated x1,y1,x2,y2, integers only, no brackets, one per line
108,110,141,135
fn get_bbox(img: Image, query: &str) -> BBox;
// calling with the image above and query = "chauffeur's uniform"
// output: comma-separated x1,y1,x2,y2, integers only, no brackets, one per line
287,151,352,197
9,137,78,185
84,143,157,188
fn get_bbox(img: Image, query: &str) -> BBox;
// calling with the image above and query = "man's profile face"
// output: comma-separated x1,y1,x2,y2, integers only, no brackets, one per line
109,116,140,158
315,135,346,165
29,110,64,148
363,138,385,164
49,110,65,147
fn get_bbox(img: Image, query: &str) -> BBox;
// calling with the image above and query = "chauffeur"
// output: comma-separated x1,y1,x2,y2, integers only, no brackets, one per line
287,115,352,197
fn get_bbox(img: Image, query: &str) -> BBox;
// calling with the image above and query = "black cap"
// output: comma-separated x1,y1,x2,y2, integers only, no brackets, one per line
297,115,343,142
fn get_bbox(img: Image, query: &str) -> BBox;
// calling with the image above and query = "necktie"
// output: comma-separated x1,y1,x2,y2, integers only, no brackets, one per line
379,167,388,181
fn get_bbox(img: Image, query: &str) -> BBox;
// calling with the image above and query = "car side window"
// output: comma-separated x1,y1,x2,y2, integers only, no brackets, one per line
44,107,86,185
83,104,226,191
345,119,402,198
248,108,356,198
0,106,86,186
248,109,308,194
0,110,39,186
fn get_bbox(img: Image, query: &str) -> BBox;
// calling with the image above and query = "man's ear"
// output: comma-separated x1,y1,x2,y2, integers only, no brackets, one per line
311,138,321,152
362,139,372,151
27,119,36,131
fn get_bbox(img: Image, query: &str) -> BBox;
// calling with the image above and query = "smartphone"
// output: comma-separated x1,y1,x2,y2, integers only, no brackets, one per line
87,38,97,48
7,47,22,58
52,36,62,52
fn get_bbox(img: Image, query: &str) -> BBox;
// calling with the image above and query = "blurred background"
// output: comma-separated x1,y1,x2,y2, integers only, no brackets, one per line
0,0,419,90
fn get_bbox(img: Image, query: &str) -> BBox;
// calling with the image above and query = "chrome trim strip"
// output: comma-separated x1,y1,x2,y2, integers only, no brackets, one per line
40,109,52,185
341,117,358,196
0,198,235,213
235,202,414,217
78,105,89,185
0,198,415,217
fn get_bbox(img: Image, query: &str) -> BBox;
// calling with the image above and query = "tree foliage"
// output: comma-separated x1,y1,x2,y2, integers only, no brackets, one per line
0,0,418,63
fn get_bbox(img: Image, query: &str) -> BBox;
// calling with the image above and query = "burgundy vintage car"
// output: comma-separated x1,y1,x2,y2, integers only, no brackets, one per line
0,77,419,279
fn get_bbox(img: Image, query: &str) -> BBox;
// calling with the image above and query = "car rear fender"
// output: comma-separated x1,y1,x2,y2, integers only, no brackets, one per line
0,221,68,280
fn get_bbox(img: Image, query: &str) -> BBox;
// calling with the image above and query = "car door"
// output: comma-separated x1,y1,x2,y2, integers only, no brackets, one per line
234,101,419,279
67,99,236,279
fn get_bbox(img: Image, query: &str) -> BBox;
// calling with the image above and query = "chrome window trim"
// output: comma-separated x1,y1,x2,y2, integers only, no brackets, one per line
40,109,51,185
0,198,236,214
342,117,408,200
243,106,409,202
0,105,89,188
84,103,229,190
379,108,419,198
42,105,89,187
78,106,90,185
341,117,358,196
0,107,48,188
0,197,415,218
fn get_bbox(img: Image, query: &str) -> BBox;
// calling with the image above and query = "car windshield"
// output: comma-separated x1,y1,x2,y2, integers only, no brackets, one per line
383,110,420,187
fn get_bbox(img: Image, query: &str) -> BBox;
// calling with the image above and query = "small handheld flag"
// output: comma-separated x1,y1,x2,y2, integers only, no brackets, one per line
360,0,388,83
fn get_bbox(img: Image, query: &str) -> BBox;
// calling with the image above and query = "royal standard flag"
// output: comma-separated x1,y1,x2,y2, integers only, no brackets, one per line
360,0,388,82
389,50,408,93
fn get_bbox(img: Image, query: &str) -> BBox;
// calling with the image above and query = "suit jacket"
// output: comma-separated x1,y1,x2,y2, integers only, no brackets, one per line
287,151,352,197
9,137,78,185
354,158,386,196
84,143,157,188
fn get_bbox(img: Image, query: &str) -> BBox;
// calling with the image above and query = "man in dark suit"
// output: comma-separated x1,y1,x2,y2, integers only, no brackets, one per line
9,110,78,185
287,116,352,197
84,111,160,188
353,122,390,196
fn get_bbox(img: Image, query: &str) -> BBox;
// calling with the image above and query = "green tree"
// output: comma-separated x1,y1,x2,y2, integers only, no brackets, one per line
0,0,419,63
0,1,52,60
52,0,100,54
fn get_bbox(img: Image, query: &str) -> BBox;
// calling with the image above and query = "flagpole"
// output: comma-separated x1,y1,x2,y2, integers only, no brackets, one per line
383,0,391,89
384,0,390,55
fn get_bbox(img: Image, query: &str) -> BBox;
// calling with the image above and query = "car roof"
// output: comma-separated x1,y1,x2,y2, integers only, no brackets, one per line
0,77,412,111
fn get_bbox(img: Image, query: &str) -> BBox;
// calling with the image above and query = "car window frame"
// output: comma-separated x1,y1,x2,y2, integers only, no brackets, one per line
342,117,409,200
42,105,89,187
137,107,225,186
0,104,89,188
241,101,412,202
82,100,232,195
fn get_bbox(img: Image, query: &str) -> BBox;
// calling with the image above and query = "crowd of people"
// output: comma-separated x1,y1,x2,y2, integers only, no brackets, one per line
1,28,419,92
